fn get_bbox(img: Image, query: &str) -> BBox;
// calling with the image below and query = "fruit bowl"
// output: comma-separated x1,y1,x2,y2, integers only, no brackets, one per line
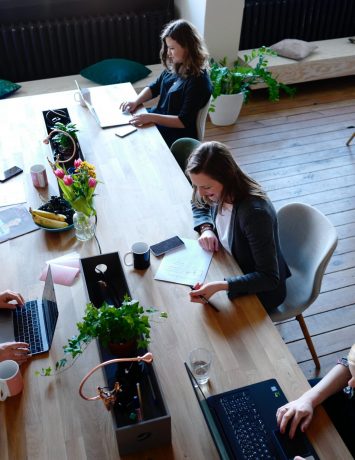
31,196,75,232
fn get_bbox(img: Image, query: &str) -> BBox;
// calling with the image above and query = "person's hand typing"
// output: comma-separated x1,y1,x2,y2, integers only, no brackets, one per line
120,100,138,114
129,113,153,127
276,397,314,439
0,341,31,364
0,290,25,309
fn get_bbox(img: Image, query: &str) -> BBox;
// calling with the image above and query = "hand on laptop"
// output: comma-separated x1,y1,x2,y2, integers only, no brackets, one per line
0,290,25,309
120,100,138,114
0,341,31,364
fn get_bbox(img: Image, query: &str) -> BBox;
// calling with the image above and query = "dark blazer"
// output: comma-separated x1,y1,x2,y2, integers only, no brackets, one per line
149,69,212,147
192,196,291,311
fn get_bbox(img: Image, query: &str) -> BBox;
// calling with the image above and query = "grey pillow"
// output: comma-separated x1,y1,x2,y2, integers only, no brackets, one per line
270,39,318,60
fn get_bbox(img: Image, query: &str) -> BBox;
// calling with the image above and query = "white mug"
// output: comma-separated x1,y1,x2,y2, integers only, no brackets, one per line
0,360,24,401
30,164,48,188
74,91,87,107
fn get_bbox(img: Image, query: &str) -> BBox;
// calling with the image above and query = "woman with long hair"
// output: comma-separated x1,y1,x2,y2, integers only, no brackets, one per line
186,141,291,311
121,19,212,147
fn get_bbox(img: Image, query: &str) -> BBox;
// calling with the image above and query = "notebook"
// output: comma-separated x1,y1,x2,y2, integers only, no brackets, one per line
0,266,59,355
185,363,319,460
74,80,132,128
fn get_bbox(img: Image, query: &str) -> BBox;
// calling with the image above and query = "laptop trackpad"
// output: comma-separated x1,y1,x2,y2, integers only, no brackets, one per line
273,428,313,460
0,309,15,341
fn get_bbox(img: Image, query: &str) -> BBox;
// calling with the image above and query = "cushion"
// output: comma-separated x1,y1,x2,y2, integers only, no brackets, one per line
270,39,318,60
0,79,21,99
80,58,151,85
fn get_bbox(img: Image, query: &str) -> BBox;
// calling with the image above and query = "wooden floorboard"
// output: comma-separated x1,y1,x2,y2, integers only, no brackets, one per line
204,75,355,380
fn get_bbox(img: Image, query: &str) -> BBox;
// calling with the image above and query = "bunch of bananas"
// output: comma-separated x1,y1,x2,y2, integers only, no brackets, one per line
29,207,69,229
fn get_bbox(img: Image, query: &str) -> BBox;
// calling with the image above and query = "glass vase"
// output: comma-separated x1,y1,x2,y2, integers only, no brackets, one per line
73,211,95,241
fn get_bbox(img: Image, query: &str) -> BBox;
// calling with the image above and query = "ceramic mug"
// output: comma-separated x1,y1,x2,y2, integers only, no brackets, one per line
30,164,48,188
73,91,86,107
124,242,150,270
0,360,24,401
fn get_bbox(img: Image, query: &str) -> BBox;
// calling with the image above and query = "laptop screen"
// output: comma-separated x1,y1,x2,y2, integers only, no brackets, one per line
42,267,59,347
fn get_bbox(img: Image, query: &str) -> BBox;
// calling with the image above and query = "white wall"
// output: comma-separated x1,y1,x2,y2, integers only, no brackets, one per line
174,0,245,62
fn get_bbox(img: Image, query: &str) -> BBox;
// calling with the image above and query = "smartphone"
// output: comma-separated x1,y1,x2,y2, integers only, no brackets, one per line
150,236,185,257
0,166,23,182
115,125,137,138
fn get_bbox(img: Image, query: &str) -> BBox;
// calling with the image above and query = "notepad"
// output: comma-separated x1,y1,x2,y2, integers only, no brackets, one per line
154,238,213,286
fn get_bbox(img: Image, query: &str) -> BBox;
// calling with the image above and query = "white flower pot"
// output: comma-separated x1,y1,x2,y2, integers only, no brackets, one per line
209,92,244,126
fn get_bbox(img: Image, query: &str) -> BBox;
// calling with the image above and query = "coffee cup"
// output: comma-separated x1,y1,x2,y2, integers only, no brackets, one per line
30,164,48,188
124,242,150,270
0,360,24,401
74,91,86,107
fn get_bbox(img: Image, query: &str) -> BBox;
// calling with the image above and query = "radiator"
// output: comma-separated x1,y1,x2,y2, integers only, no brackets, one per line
0,9,172,82
240,0,355,50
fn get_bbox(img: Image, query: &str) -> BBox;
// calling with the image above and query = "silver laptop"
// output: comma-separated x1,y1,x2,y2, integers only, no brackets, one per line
75,80,132,128
0,266,59,355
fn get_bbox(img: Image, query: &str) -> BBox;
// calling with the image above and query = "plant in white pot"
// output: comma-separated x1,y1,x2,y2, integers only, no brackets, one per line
209,47,295,126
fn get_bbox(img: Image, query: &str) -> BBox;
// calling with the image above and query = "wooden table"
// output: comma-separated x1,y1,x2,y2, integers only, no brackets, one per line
0,84,351,460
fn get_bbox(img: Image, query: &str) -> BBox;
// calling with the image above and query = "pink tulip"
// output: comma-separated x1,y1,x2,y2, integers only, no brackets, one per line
63,175,74,186
54,168,65,179
88,177,96,188
74,159,82,168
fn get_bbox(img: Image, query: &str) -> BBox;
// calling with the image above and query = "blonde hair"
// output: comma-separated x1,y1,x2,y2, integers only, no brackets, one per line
348,344,355,366
160,19,209,77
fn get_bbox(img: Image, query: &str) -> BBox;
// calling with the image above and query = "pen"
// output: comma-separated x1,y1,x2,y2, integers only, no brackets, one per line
189,286,220,312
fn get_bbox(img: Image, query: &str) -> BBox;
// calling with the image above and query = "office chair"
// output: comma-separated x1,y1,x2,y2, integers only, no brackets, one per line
170,137,201,172
269,202,338,369
196,96,212,141
346,132,355,146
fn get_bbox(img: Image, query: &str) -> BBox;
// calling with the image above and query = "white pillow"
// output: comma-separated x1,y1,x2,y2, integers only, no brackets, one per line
270,39,318,60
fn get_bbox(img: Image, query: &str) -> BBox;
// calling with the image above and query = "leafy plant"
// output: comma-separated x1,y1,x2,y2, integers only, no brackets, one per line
52,122,79,150
209,47,295,108
36,296,167,376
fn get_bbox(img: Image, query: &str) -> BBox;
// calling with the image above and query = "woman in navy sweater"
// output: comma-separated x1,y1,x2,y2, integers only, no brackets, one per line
121,19,212,147
186,141,291,312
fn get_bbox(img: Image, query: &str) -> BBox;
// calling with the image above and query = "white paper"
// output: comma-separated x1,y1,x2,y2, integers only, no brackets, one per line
154,238,213,286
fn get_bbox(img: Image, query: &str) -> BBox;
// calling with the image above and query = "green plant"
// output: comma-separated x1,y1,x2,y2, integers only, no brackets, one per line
209,47,295,107
36,296,167,376
52,122,79,150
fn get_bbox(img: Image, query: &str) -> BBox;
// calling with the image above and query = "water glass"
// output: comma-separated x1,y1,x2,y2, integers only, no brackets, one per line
189,347,212,385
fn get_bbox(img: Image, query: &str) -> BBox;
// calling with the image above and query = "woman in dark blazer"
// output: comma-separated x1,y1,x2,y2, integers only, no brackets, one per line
186,141,291,312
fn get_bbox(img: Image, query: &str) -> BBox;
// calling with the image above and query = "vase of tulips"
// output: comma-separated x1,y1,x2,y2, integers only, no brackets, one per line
49,158,98,241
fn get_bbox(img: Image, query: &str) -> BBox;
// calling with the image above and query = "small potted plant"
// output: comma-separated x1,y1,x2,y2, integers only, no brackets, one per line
36,296,167,376
209,47,295,126
43,121,79,164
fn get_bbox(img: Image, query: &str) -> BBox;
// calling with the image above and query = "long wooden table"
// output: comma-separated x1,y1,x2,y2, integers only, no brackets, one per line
0,84,351,459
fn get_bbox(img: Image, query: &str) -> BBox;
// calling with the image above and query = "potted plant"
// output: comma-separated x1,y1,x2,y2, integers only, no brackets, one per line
209,47,295,126
36,296,167,376
43,121,79,165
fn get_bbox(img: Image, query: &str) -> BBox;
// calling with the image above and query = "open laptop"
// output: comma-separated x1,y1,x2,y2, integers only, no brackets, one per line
0,266,59,355
185,363,319,460
74,80,132,128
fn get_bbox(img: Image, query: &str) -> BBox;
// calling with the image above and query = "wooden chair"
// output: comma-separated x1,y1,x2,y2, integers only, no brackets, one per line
346,132,355,146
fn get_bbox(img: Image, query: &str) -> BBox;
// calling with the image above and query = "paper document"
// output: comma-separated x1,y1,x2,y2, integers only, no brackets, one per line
154,238,213,286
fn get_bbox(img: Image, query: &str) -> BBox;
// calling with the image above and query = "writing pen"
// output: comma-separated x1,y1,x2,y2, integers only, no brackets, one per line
189,286,220,312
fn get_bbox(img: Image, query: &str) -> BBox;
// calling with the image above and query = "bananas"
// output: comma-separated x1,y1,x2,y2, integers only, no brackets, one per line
29,207,69,229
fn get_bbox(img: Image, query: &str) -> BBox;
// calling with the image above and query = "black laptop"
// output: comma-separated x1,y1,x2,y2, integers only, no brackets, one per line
185,363,319,460
0,266,59,355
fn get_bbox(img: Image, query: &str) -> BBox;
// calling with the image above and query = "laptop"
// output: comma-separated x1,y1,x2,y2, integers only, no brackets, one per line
185,363,319,460
0,266,59,355
74,80,132,128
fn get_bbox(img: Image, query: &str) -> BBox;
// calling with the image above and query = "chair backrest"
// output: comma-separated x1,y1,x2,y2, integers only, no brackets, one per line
277,202,338,307
196,96,212,141
170,137,201,172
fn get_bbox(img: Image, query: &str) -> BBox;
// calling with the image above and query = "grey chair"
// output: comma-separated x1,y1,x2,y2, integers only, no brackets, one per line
170,137,201,172
270,202,338,369
196,96,212,141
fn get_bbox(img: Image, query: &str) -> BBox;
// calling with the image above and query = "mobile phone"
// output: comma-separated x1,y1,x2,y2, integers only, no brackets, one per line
150,236,185,256
115,125,137,138
0,166,23,182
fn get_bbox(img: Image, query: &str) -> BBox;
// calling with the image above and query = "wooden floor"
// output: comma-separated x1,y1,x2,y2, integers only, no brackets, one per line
204,76,355,380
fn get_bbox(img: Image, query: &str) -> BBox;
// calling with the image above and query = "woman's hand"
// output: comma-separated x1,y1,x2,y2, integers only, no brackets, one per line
189,281,228,303
129,113,154,127
198,229,219,252
120,100,139,114
0,341,31,364
0,290,25,309
276,397,314,439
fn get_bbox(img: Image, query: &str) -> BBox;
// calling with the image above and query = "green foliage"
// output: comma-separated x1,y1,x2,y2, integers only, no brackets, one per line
209,47,296,106
36,296,167,376
52,122,79,149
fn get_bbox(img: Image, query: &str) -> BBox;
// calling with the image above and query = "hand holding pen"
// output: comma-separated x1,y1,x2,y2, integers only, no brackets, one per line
189,283,220,312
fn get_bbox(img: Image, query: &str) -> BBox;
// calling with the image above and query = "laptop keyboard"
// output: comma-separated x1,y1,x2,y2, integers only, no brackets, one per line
13,301,43,354
219,390,276,459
